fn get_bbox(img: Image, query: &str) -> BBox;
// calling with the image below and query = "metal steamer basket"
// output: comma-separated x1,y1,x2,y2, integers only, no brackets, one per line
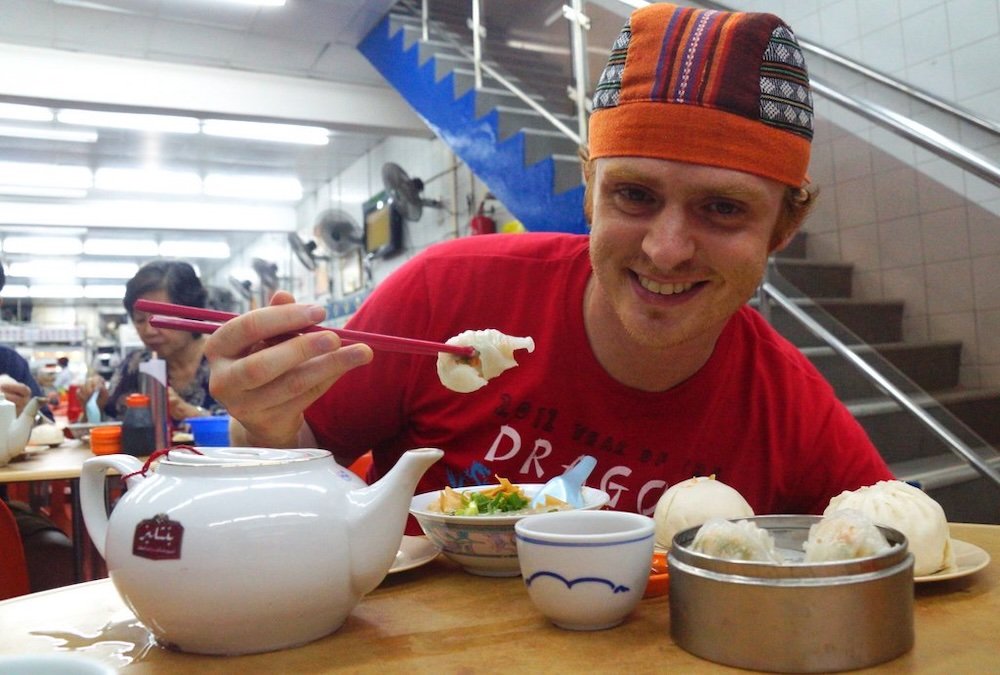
669,515,914,673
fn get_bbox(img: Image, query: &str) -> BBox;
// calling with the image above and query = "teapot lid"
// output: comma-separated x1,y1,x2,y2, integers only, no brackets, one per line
161,446,330,467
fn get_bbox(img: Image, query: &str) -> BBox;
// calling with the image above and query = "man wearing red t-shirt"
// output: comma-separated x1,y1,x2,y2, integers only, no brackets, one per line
205,4,893,518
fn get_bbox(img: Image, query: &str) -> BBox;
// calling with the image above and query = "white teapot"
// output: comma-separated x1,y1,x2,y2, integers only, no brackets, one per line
0,392,43,467
80,446,443,655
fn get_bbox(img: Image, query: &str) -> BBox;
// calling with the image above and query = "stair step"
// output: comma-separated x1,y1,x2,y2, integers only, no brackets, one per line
552,154,584,194
473,87,545,117
450,67,525,99
754,298,905,345
774,231,808,259
849,388,1000,464
889,452,1000,523
772,259,853,297
519,128,579,165
492,105,575,141
802,340,962,399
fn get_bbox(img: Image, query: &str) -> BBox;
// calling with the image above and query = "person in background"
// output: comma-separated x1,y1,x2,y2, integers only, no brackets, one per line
80,261,220,427
203,4,893,520
53,356,74,391
0,261,74,592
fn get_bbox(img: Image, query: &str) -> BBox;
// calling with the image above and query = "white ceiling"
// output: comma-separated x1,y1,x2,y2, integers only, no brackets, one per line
0,0,433,295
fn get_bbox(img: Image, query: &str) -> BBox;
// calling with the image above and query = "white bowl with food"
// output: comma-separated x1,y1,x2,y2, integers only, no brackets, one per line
410,480,610,577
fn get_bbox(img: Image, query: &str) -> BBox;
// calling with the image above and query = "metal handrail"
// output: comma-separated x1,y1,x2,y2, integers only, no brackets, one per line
802,41,1000,138
409,0,583,145
760,278,1000,490
812,78,1000,187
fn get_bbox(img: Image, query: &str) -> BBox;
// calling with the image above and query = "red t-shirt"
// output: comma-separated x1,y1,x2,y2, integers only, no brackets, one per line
305,233,892,520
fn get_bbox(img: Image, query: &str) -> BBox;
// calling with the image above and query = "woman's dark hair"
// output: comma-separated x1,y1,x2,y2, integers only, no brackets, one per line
124,261,207,316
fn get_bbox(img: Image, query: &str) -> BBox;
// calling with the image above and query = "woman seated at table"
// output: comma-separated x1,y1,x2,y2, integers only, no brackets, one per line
80,261,221,427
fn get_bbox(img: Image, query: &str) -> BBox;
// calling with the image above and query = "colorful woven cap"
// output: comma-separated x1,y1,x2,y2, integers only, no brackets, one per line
590,3,813,187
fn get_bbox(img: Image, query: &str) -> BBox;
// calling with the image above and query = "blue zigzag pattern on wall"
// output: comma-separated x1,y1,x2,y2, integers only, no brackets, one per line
358,15,588,235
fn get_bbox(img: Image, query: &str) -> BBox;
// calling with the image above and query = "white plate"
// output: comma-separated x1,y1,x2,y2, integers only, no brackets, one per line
389,535,440,574
915,538,991,583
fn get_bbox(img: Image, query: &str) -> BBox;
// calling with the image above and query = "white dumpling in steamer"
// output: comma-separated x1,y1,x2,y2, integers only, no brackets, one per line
803,509,892,562
690,517,782,563
436,329,535,393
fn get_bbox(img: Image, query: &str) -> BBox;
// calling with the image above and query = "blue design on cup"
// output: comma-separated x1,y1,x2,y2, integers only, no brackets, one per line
525,570,630,594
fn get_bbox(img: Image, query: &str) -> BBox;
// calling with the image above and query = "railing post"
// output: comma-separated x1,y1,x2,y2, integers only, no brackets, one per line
421,0,429,42
471,0,484,90
564,1,591,146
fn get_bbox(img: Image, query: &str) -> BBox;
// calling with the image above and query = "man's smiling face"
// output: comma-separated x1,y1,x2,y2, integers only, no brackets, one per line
587,156,786,351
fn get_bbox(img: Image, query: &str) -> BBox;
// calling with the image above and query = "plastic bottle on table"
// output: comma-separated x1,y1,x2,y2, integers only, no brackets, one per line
121,393,156,457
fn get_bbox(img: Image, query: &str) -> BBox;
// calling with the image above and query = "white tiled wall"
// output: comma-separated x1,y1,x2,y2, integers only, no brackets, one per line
729,0,1000,388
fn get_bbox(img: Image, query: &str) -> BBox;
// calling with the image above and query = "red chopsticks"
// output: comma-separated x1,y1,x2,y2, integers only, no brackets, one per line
134,299,477,358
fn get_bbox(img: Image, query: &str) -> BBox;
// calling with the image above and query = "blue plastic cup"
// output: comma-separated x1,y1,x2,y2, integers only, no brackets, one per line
185,415,231,447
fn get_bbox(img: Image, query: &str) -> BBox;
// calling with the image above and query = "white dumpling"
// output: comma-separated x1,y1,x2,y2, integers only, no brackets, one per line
803,509,892,562
652,476,754,549
436,329,535,393
690,517,782,563
824,480,954,576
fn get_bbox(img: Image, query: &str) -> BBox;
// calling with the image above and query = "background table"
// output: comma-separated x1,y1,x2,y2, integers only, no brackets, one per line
0,523,995,673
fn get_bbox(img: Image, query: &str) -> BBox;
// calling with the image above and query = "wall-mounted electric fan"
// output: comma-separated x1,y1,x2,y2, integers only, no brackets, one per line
381,162,445,222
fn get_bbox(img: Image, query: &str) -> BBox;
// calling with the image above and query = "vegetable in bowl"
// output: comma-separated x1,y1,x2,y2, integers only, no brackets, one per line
427,477,568,516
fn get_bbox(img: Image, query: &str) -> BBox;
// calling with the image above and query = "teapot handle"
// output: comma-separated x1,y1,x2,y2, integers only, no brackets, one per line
80,454,144,560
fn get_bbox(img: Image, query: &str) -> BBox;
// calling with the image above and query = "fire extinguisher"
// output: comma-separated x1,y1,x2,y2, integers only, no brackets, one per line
468,195,497,235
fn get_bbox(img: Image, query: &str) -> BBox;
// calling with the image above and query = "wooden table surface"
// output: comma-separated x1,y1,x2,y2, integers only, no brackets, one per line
0,442,95,483
0,523,995,673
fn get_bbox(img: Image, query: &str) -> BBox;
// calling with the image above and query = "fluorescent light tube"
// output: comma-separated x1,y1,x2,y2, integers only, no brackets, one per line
29,284,84,299
0,103,53,122
76,261,139,279
0,125,98,143
94,167,202,195
202,119,329,146
83,237,159,257
214,0,286,7
0,186,89,198
56,109,200,134
0,284,29,298
8,259,77,280
3,237,84,256
159,240,230,259
0,162,92,189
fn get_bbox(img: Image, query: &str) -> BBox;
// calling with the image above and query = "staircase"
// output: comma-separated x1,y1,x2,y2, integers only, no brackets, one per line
773,237,1000,523
360,2,1000,522
358,5,587,234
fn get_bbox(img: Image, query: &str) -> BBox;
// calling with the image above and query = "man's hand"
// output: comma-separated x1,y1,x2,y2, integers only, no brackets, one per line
204,291,372,448
0,379,33,417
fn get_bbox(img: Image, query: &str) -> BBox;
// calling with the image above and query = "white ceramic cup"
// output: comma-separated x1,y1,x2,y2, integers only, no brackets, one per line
515,510,655,631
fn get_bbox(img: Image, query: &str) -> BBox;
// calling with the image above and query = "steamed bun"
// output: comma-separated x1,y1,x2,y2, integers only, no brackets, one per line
824,480,954,576
29,423,65,447
653,476,754,549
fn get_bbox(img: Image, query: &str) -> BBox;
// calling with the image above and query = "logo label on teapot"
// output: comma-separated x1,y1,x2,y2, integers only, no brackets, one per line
133,514,184,560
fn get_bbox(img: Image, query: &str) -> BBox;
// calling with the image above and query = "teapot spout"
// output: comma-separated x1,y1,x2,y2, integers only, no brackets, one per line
348,447,443,595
